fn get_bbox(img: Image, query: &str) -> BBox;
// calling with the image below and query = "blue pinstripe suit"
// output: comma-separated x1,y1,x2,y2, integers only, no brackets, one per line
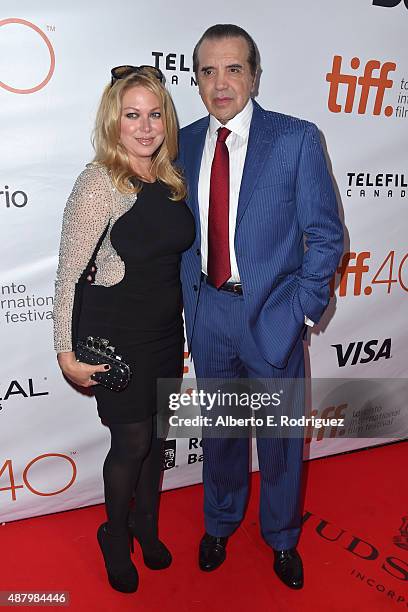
178,100,343,549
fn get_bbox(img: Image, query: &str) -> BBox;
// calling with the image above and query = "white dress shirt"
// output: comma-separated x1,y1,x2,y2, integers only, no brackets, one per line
198,98,253,282
197,98,314,327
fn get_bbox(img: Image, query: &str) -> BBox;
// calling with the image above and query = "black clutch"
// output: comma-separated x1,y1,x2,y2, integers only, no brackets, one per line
75,336,131,392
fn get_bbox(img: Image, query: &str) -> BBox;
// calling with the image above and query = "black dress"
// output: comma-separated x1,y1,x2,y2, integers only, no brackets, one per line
78,181,195,424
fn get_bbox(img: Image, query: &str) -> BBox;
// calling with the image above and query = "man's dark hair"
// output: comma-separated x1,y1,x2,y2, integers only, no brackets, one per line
193,24,258,77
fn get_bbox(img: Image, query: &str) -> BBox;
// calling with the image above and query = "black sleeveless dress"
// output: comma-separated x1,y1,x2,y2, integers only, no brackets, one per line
78,181,195,424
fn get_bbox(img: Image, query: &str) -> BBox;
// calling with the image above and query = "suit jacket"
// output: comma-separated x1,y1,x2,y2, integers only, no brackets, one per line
178,100,343,369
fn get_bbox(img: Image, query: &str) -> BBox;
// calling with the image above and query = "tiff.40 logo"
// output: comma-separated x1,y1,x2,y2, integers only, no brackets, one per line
330,251,408,297
326,56,396,116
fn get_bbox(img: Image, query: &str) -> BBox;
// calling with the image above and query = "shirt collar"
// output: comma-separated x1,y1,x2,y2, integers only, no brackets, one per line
208,98,253,140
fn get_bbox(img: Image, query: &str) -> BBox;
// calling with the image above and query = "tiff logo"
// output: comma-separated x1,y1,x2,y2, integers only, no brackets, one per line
305,404,347,443
331,252,371,297
373,0,408,7
326,56,396,116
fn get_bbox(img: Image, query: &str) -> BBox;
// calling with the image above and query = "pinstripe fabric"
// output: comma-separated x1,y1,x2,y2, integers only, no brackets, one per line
179,101,343,368
193,281,304,547
178,100,344,550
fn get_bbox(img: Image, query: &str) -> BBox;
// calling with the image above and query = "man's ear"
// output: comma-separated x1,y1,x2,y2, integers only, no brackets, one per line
251,66,261,97
251,69,259,94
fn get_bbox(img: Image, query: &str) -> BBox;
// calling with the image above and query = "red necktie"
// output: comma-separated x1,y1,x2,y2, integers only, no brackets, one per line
207,127,231,288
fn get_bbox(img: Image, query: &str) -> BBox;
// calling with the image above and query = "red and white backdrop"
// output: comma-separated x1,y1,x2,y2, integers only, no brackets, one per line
1,1,407,522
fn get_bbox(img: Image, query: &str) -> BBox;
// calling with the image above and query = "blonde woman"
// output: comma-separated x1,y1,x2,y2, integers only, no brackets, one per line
53,66,195,593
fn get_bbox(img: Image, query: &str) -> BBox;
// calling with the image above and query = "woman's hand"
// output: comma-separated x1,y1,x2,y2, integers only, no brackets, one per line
57,351,109,388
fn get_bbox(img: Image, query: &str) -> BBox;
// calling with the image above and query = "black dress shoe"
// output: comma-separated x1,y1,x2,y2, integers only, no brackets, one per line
273,548,303,589
199,533,228,572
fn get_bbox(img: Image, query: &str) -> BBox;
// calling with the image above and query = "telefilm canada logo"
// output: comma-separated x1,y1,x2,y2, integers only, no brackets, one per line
345,172,407,199
162,439,176,470
150,51,197,87
326,55,408,119
0,18,55,94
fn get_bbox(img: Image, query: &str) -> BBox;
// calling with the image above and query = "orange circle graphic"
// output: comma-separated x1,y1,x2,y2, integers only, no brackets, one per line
0,18,55,94
23,453,77,496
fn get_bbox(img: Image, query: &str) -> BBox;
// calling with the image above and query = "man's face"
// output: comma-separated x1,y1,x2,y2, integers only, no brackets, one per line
196,36,256,124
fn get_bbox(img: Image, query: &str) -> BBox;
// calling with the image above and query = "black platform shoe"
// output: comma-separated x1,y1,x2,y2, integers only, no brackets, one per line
97,523,139,593
129,515,172,570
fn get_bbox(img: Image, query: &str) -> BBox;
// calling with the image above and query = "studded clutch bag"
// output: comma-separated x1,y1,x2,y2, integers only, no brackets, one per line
75,336,131,392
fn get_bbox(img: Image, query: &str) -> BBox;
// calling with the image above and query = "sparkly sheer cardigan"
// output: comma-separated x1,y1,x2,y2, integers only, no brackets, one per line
53,164,136,353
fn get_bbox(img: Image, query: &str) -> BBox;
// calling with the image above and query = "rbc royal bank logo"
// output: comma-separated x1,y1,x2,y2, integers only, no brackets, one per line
162,440,176,470
326,56,396,116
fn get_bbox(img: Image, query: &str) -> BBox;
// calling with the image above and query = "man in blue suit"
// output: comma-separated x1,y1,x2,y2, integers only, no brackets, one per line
178,24,343,588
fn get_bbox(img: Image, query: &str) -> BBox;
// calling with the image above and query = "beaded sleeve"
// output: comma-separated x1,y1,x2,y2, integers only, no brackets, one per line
53,166,114,353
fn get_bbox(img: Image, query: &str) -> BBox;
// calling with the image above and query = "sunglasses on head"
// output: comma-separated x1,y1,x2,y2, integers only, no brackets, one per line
110,65,164,86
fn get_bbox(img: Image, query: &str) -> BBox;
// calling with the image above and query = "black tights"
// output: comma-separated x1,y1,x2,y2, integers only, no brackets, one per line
103,416,163,541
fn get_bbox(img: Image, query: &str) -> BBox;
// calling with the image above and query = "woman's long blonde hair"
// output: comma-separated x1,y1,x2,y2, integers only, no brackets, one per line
92,71,186,200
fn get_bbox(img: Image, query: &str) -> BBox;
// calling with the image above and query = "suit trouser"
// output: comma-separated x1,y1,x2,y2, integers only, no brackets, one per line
191,280,305,550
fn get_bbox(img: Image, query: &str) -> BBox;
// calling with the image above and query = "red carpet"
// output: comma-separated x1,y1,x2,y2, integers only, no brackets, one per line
1,441,407,611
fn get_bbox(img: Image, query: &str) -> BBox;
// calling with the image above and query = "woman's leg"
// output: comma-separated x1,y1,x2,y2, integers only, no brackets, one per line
97,416,154,592
130,417,172,568
103,416,153,534
131,416,163,543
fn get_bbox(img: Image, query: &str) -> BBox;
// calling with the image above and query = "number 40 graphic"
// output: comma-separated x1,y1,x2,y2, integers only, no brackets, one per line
0,454,76,500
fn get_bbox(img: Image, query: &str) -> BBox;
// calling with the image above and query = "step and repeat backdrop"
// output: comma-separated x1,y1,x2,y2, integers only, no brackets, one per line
1,0,407,522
